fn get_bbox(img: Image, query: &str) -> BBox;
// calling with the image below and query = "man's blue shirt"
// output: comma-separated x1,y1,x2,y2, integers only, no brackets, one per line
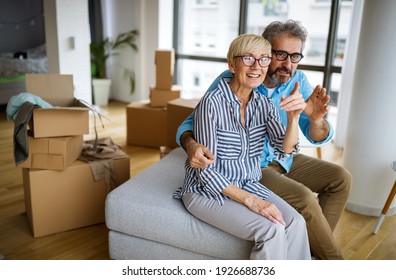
176,69,334,172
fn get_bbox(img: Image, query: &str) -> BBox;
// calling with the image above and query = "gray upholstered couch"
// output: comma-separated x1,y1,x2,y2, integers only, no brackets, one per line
105,147,253,259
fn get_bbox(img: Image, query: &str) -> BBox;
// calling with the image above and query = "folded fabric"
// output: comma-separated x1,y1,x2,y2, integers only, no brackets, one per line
79,137,126,160
13,102,39,165
7,93,54,165
6,92,53,121
79,138,128,192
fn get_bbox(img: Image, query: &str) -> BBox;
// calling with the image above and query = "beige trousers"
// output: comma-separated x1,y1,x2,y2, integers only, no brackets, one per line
260,153,352,260
182,191,311,260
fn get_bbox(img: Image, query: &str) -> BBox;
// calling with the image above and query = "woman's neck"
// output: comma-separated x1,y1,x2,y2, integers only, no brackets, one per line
229,80,252,105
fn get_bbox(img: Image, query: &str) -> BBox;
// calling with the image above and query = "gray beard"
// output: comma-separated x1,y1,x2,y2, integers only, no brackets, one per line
268,70,291,86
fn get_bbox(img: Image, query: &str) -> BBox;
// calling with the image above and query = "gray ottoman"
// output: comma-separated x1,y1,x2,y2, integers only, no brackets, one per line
105,147,253,259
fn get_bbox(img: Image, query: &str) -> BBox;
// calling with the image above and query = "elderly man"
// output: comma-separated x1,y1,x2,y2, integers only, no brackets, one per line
177,20,351,260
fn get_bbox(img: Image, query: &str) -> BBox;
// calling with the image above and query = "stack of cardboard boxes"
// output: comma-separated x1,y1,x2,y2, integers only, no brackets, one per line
126,49,181,148
126,49,201,149
166,97,200,148
19,74,130,238
150,49,181,108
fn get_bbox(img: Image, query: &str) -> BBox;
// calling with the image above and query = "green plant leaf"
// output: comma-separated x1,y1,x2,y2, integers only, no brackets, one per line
90,29,139,90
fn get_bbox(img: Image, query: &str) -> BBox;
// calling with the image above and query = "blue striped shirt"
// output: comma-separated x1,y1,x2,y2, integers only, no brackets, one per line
176,69,334,173
174,78,299,205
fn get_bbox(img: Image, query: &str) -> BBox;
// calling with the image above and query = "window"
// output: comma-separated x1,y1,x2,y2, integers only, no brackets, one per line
174,0,353,108
177,59,228,99
176,0,239,57
263,0,288,17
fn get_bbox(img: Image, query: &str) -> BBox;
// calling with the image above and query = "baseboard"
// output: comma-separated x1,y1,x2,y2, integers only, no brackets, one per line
346,202,396,217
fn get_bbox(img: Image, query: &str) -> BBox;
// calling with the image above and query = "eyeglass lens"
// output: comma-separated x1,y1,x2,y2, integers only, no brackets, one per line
240,56,271,67
273,50,303,63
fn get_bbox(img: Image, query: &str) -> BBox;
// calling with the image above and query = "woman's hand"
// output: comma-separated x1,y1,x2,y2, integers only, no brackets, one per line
245,196,286,225
280,83,306,153
280,82,306,119
223,185,285,225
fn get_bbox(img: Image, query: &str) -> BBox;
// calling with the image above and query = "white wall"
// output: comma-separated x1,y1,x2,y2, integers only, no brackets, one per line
43,0,173,104
158,0,174,49
102,0,170,103
343,0,396,216
43,0,92,104
335,0,364,148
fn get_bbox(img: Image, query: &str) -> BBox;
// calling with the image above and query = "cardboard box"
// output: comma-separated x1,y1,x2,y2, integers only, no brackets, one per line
126,101,167,148
25,74,90,138
155,49,174,90
166,98,200,148
23,156,130,238
150,85,181,107
18,135,83,171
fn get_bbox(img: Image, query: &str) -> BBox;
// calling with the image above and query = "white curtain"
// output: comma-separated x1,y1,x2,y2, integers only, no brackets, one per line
335,0,365,148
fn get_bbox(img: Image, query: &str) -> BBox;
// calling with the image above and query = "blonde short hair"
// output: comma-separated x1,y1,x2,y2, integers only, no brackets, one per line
227,34,271,64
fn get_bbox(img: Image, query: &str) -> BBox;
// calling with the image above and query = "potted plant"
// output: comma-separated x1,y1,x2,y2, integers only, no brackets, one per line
90,29,139,106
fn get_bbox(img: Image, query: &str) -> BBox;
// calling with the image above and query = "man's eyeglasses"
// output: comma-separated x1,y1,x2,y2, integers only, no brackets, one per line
272,50,304,64
235,55,272,68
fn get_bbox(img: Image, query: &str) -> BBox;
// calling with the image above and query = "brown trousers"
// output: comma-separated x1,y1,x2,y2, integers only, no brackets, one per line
260,153,352,260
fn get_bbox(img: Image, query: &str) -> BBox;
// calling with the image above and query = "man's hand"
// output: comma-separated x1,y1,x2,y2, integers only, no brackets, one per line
181,131,215,168
187,141,215,168
303,85,331,141
304,85,331,120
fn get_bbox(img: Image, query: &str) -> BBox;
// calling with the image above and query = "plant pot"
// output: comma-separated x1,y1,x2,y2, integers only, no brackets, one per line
92,78,111,106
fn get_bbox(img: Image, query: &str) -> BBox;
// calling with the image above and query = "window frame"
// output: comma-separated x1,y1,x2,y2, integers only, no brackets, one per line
173,0,345,98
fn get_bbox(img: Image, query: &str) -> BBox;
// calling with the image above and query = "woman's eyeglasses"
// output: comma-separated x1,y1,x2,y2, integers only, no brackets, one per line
234,55,272,67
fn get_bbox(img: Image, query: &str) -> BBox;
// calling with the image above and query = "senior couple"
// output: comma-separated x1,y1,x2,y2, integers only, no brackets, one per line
173,20,351,260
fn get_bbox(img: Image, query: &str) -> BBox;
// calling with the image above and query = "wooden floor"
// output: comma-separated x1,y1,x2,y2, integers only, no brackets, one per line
0,101,395,260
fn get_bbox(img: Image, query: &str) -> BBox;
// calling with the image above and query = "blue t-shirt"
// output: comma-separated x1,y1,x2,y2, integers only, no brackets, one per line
176,69,334,173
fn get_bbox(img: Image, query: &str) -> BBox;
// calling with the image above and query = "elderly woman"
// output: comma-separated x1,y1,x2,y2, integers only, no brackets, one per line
174,34,310,260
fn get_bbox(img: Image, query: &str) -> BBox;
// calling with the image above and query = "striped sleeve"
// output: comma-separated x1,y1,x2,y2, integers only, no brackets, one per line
262,97,292,160
193,93,231,202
